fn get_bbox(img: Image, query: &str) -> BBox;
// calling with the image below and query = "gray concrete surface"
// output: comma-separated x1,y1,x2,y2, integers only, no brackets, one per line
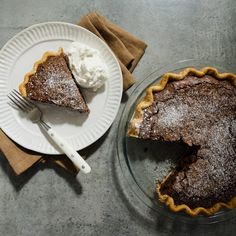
0,0,236,235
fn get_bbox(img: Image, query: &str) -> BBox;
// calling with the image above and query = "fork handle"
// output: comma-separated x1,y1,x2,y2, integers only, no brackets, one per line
47,128,91,174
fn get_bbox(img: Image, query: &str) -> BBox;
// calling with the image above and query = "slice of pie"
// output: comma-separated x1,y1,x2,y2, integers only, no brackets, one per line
19,48,89,113
128,67,236,216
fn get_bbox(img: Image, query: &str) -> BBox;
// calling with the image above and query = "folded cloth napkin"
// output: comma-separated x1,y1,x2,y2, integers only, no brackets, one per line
0,12,147,175
0,130,78,175
79,12,147,90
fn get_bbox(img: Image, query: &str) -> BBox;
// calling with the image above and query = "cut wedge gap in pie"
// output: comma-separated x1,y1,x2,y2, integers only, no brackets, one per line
128,67,236,216
19,48,89,113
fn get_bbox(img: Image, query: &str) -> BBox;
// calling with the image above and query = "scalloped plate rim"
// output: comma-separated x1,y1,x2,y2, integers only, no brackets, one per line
0,22,122,154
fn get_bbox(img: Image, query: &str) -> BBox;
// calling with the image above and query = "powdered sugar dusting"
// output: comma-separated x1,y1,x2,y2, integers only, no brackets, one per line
138,76,236,206
158,103,189,127
26,54,88,112
175,116,236,199
206,118,235,184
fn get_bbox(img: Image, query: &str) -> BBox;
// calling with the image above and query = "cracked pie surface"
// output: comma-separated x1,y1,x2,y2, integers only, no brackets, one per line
19,48,89,113
128,67,236,216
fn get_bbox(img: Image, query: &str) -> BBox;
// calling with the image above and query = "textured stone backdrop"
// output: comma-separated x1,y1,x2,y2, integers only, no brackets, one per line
0,0,235,235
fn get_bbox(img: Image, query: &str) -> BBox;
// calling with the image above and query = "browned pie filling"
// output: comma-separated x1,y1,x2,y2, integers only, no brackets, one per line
139,75,236,208
19,49,89,113
128,67,236,216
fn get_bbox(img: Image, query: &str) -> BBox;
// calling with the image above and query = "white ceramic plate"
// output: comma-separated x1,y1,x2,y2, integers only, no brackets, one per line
0,22,122,154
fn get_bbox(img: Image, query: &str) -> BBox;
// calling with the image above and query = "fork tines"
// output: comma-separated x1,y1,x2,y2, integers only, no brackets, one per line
8,89,34,112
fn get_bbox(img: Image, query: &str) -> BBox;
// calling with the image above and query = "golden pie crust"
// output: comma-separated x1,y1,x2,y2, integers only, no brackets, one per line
128,67,236,216
19,48,64,96
157,175,236,217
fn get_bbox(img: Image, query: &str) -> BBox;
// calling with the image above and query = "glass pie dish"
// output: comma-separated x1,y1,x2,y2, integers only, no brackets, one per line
116,59,236,224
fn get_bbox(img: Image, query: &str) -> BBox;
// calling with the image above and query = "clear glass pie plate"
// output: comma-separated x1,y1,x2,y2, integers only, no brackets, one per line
116,59,236,224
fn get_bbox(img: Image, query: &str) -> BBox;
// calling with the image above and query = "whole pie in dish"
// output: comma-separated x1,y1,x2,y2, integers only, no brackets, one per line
128,67,236,216
19,48,89,113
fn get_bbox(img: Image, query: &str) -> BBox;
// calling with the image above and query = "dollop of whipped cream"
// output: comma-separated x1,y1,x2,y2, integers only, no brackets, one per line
65,42,108,91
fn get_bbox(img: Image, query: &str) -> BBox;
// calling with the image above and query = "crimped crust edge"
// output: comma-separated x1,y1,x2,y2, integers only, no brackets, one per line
128,66,236,216
19,48,64,96
127,67,236,137
156,174,236,216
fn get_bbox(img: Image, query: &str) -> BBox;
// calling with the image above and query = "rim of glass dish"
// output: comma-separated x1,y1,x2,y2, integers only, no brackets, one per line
116,59,236,225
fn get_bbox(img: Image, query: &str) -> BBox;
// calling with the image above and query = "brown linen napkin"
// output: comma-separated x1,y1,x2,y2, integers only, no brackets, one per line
78,12,147,90
0,130,78,175
0,12,147,175
0,130,42,175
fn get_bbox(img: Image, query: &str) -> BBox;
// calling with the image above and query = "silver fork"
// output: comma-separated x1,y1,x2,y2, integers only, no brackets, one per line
8,89,91,174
